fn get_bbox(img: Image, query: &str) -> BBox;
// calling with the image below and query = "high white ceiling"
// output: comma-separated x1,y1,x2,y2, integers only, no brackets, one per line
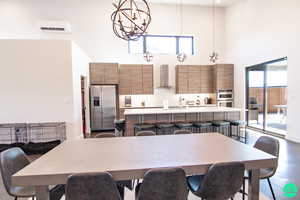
148,0,240,7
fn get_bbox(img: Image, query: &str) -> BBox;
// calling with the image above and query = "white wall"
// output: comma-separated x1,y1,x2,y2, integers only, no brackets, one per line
225,0,300,142
71,42,92,137
0,0,227,107
0,39,91,140
0,39,74,132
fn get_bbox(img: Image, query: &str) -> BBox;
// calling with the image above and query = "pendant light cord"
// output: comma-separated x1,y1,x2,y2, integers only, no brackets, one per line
212,0,216,52
180,0,183,35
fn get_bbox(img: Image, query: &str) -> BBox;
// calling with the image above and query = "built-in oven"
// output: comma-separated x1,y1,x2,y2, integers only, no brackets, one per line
217,89,234,101
218,100,234,108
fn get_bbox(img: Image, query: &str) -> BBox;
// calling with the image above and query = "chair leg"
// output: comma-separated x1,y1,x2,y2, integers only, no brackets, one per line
15,197,17,200
267,178,276,200
242,178,246,200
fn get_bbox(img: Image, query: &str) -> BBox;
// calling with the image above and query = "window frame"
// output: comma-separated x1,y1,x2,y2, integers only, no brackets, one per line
128,34,194,55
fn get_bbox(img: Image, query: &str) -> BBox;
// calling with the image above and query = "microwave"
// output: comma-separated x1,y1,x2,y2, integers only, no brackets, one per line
218,100,234,108
217,90,234,101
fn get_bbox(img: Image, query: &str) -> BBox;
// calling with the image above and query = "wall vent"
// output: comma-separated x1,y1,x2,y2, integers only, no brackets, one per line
39,20,72,33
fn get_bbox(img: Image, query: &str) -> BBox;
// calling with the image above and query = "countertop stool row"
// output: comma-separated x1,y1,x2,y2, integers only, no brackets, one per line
133,120,246,143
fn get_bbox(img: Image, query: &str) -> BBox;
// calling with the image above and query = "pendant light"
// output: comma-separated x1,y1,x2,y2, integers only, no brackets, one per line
111,0,151,41
177,0,186,62
143,51,153,62
209,0,218,63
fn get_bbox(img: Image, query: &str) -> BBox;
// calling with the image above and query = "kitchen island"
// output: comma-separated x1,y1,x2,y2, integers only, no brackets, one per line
124,107,242,136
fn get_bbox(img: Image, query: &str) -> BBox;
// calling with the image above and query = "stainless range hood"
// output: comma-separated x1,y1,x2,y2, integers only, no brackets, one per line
158,64,172,89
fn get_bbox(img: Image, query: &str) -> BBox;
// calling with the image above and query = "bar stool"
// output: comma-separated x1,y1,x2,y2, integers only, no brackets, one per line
175,122,194,132
193,122,213,133
156,123,175,135
212,121,230,136
134,124,156,136
229,120,246,143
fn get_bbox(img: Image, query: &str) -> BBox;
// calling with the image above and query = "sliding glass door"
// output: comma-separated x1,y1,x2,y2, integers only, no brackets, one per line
246,58,288,136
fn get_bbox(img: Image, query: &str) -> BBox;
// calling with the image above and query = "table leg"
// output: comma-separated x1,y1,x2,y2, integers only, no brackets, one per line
248,169,260,200
35,185,50,200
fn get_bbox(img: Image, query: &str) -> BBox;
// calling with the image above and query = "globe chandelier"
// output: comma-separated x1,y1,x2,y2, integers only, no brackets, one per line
111,0,151,41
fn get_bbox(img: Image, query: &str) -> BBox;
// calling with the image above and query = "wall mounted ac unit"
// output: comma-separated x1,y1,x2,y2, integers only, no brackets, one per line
39,20,72,33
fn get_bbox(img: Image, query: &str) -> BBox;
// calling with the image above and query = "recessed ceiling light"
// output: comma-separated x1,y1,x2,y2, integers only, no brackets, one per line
216,0,221,4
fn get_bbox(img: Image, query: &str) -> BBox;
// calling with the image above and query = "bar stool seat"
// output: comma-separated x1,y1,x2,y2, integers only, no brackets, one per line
229,120,244,126
156,123,175,135
194,122,212,127
134,124,156,130
175,123,193,129
134,124,156,136
212,121,230,126
212,121,230,136
228,120,246,143
156,123,175,129
194,122,213,133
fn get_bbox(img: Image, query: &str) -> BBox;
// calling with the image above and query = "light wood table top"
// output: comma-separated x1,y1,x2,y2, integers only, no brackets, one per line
12,133,276,187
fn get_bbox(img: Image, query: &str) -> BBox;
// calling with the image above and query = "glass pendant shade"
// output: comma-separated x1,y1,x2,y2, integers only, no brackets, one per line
177,52,187,63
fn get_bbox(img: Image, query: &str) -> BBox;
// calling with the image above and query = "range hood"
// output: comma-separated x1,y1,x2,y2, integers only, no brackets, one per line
158,65,172,89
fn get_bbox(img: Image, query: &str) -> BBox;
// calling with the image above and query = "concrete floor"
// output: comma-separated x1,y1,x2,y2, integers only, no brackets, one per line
0,129,299,200
249,113,287,135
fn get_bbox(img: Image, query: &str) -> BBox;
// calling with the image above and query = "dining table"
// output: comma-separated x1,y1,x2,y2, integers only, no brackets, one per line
12,133,277,200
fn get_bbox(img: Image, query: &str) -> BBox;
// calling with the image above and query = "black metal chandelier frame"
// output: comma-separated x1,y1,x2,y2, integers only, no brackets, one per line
111,0,151,41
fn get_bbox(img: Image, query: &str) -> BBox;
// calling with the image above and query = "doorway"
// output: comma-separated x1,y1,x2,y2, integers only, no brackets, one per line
81,76,87,138
246,57,288,136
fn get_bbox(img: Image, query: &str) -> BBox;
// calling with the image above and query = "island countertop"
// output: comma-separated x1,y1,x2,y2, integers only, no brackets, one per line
124,106,242,115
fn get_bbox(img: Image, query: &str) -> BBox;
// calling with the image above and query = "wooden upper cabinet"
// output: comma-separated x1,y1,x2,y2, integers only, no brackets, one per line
143,65,154,94
119,64,133,95
131,65,143,94
176,65,214,94
119,64,154,95
90,63,119,84
213,64,234,91
176,66,189,94
188,66,201,93
200,65,214,93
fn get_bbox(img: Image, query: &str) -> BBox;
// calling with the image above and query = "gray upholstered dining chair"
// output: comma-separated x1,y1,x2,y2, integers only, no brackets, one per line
174,129,192,135
0,147,35,200
135,167,188,200
242,136,280,200
136,131,156,136
187,162,245,200
0,147,65,200
94,132,116,138
66,172,122,200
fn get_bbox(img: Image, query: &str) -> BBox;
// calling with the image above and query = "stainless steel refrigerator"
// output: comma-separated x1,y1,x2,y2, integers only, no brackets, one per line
90,85,116,131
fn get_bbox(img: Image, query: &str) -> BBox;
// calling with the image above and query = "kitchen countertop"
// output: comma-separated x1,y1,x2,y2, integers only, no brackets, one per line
124,106,242,115
120,104,217,109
